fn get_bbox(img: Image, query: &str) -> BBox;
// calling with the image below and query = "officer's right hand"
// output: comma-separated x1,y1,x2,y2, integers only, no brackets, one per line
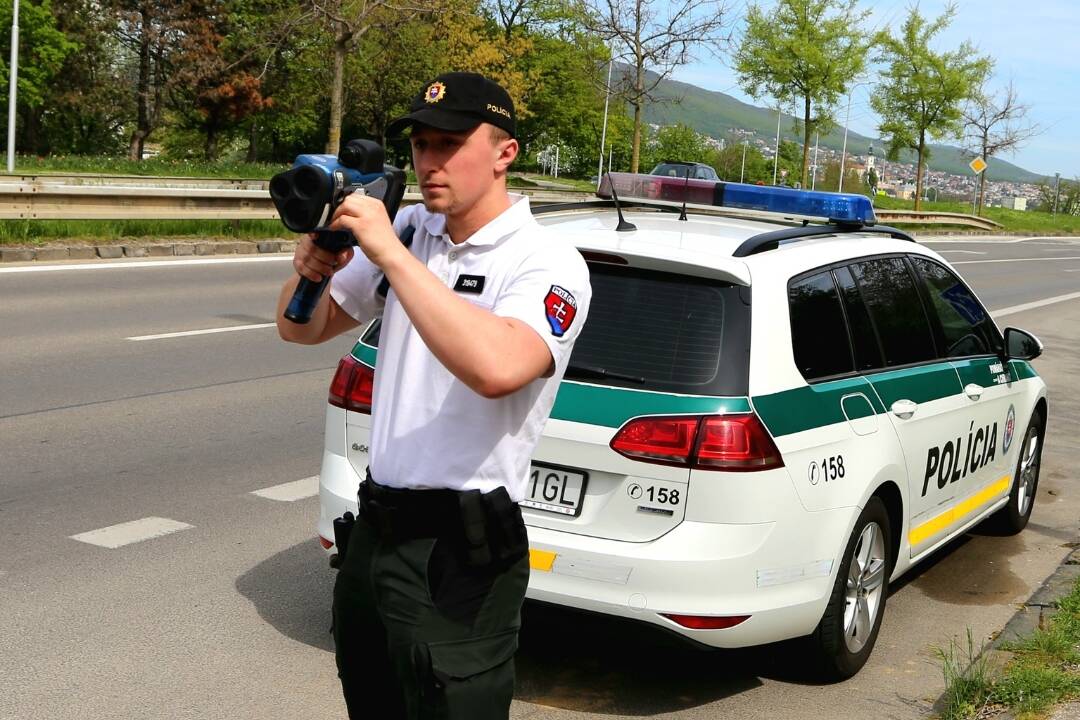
294,233,354,283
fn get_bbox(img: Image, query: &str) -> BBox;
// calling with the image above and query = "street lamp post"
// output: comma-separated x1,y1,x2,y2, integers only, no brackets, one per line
6,0,19,173
1053,172,1061,215
740,139,747,183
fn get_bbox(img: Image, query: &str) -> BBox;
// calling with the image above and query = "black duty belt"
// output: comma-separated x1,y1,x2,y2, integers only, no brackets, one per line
357,470,528,568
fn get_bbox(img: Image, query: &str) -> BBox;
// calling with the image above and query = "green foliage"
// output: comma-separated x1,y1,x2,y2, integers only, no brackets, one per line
735,0,868,187
870,4,991,208
934,629,994,720
0,0,77,108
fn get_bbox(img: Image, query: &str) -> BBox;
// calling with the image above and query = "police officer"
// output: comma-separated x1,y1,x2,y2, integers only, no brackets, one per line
276,72,591,719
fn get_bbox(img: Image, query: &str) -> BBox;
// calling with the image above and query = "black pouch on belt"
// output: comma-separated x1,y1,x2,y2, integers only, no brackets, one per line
458,490,493,567
330,511,355,569
483,487,529,565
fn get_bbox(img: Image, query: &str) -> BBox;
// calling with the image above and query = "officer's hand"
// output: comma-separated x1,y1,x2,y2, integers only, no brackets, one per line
328,194,401,269
293,233,354,283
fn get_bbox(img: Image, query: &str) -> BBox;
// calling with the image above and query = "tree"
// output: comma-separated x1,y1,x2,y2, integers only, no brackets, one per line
962,80,1041,215
871,4,990,210
641,123,709,170
0,0,78,151
578,0,729,173
734,0,867,188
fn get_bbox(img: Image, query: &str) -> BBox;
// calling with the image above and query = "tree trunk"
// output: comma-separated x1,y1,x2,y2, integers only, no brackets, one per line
801,95,811,188
327,23,347,156
246,122,258,162
977,170,987,215
630,63,644,174
204,124,218,160
128,7,153,162
914,135,925,212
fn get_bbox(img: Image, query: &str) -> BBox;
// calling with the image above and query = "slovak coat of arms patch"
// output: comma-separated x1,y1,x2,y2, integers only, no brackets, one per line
543,285,577,337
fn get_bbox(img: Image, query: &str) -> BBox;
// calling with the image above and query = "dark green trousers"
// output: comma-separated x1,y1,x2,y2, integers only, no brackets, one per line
332,513,529,719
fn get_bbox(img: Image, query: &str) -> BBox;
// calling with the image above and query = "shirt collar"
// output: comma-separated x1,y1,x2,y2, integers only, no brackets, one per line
419,194,534,247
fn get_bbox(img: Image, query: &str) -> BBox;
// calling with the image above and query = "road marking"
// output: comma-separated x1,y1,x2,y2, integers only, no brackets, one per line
70,517,194,549
938,250,986,254
992,291,1080,318
954,256,1080,265
127,323,276,341
251,476,320,502
0,256,291,274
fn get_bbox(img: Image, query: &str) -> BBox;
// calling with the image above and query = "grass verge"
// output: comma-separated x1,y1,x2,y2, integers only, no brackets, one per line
937,576,1080,720
0,219,289,246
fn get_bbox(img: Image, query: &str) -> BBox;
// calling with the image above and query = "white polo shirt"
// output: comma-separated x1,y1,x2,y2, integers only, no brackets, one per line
329,194,591,501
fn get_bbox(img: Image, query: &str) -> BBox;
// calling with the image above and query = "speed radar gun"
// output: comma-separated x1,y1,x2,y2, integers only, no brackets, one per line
270,138,407,324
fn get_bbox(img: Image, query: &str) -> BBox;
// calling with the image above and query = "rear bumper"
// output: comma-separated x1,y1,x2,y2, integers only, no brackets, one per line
525,505,855,648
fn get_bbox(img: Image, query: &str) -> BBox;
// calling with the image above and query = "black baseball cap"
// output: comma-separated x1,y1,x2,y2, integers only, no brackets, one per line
387,72,516,139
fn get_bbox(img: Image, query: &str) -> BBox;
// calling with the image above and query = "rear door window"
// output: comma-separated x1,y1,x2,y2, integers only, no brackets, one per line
909,257,1000,357
788,271,854,381
833,266,885,371
565,264,751,395
849,257,937,367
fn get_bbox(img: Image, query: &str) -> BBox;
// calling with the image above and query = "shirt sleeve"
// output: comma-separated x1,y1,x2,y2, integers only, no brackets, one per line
492,234,592,370
328,204,420,323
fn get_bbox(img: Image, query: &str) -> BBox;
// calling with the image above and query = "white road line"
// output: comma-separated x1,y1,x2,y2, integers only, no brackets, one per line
127,323,275,341
0,256,291,274
70,517,194,549
938,250,987,254
992,291,1080,318
251,476,320,502
954,256,1080,265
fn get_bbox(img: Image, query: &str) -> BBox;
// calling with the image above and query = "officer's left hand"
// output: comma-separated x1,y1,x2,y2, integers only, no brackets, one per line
328,193,404,269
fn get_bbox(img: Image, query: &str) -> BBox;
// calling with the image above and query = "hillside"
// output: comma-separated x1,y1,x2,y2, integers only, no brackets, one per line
634,70,1046,184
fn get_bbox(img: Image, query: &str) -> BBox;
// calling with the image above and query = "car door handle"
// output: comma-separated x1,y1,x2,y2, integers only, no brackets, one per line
891,399,917,420
964,383,984,401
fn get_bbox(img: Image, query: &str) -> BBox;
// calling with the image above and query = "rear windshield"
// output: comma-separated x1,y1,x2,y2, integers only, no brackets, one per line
565,264,750,395
360,263,751,396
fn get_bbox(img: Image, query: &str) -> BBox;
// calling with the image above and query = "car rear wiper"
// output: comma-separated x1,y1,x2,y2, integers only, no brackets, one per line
565,363,645,384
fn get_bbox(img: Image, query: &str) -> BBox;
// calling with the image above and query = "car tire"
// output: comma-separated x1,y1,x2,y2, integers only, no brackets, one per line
807,496,891,681
989,409,1045,535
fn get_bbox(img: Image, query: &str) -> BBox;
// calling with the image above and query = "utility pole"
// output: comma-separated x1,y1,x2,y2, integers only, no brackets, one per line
1053,172,1061,215
6,0,19,173
773,106,781,185
740,139,748,184
811,132,819,191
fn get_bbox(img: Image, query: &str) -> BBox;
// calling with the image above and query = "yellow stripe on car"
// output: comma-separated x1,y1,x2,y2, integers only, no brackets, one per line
909,475,1011,546
529,548,557,572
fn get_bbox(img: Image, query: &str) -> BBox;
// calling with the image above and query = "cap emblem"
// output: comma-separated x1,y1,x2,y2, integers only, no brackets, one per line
424,81,446,104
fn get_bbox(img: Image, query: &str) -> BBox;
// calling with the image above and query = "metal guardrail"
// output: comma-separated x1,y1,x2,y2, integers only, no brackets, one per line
0,176,998,229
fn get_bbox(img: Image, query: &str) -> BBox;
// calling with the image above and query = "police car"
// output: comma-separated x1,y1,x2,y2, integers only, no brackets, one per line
316,173,1047,679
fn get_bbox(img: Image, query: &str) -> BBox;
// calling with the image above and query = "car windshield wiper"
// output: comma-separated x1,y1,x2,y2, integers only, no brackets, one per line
565,363,645,384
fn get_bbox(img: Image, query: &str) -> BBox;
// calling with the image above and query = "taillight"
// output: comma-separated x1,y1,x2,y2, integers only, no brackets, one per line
695,415,784,471
328,354,374,414
610,414,783,471
661,613,750,630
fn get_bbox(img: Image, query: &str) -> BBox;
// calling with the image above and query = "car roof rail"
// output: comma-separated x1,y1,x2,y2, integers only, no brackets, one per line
732,223,916,258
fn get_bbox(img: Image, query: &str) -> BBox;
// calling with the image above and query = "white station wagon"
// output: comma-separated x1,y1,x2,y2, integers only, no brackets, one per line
316,174,1047,678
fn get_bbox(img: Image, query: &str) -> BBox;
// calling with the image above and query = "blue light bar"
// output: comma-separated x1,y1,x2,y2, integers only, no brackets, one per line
597,173,877,226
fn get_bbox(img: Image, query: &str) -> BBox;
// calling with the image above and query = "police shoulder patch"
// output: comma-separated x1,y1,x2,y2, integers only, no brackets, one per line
543,285,577,337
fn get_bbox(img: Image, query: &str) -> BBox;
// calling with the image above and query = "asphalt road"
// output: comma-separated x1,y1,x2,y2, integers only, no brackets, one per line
0,235,1078,720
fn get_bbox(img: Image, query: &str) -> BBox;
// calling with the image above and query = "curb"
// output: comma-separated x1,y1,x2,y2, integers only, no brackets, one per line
0,239,298,263
931,543,1080,717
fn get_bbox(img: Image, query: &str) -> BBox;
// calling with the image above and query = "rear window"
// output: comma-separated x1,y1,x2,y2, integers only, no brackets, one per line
564,264,750,395
788,271,853,381
360,264,751,396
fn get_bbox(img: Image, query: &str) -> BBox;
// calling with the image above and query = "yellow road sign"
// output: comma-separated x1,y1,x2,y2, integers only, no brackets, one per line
969,157,987,174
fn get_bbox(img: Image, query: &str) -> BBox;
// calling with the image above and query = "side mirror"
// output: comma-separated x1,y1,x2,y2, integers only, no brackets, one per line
1003,327,1043,361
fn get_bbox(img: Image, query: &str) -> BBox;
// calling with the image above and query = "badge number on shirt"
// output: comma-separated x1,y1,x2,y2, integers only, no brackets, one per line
453,274,486,294
544,285,577,337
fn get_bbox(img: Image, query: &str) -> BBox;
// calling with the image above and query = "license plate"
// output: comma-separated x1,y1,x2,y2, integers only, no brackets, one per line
522,463,587,517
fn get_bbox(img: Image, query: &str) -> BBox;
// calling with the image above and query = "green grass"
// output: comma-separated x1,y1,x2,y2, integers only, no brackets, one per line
7,154,288,179
936,576,1080,720
872,196,1080,235
0,219,290,245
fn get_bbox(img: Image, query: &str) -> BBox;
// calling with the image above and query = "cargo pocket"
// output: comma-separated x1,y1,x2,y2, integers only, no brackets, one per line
421,628,519,720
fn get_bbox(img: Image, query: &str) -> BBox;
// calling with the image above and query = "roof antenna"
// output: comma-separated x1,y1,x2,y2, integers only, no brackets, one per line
678,172,690,221
605,173,637,232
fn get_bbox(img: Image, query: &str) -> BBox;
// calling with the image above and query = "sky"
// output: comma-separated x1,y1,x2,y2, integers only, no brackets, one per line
672,0,1080,179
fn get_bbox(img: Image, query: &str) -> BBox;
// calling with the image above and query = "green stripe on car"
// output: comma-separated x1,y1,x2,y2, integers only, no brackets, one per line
351,342,751,429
